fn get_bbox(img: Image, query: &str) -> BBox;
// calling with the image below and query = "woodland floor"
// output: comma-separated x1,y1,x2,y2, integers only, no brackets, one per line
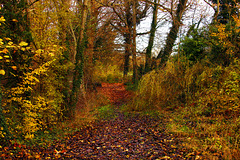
1,83,200,159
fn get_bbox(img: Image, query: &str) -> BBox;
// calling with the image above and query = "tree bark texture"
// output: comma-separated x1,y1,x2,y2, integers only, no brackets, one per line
69,0,89,119
132,0,137,84
157,0,187,67
124,33,131,77
145,0,158,73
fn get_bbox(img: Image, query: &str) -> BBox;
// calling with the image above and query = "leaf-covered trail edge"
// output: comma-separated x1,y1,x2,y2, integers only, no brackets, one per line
1,83,199,159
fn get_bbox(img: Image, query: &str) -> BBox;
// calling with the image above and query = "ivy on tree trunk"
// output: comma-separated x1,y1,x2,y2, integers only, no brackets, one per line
145,0,158,73
157,0,187,67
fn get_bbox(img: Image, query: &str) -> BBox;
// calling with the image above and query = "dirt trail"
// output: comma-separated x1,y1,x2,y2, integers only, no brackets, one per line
43,83,188,159
1,83,196,159
97,83,134,105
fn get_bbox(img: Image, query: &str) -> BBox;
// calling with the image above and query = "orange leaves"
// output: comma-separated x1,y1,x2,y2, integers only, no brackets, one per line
34,154,41,159
12,19,18,22
96,83,133,105
11,66,17,70
2,48,8,53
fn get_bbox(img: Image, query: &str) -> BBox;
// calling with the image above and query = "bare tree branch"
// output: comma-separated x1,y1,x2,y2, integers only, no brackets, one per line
137,31,151,35
140,0,172,13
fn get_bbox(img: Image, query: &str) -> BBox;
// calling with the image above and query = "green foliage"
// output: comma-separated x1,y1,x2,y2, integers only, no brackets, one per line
195,60,240,117
125,81,139,91
180,28,208,64
180,16,240,67
95,105,117,120
2,59,64,140
139,110,162,119
69,37,85,118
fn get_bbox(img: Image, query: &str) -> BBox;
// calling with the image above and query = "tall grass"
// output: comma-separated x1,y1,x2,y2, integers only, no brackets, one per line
92,61,124,83
130,59,189,111
130,57,240,158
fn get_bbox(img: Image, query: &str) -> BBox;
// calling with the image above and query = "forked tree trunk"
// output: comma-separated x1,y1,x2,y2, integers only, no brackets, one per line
69,0,89,119
157,0,187,66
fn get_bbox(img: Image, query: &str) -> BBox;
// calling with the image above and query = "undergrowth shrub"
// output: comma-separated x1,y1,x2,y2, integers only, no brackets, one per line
0,10,73,144
195,59,240,117
131,57,240,158
1,47,71,142
131,57,240,117
92,61,123,83
3,60,60,140
130,60,188,111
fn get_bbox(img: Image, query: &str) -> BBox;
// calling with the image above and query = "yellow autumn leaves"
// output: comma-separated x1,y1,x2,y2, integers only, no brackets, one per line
0,38,6,75
0,6,5,26
0,70,5,75
210,16,240,56
0,16,5,25
0,38,16,75
19,41,28,47
0,10,29,76
0,37,29,75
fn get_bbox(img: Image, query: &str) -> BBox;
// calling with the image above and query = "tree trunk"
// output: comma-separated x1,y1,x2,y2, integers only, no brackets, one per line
123,1,132,78
145,0,158,73
69,0,89,119
85,0,98,89
73,0,89,62
132,0,137,84
157,0,187,66
124,33,131,77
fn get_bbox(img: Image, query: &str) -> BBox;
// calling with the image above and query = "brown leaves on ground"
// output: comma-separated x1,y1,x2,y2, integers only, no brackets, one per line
1,113,193,159
45,114,189,159
97,83,134,105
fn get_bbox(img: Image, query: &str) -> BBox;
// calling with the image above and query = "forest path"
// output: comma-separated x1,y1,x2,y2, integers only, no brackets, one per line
2,83,193,159
42,83,190,159
96,82,134,106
